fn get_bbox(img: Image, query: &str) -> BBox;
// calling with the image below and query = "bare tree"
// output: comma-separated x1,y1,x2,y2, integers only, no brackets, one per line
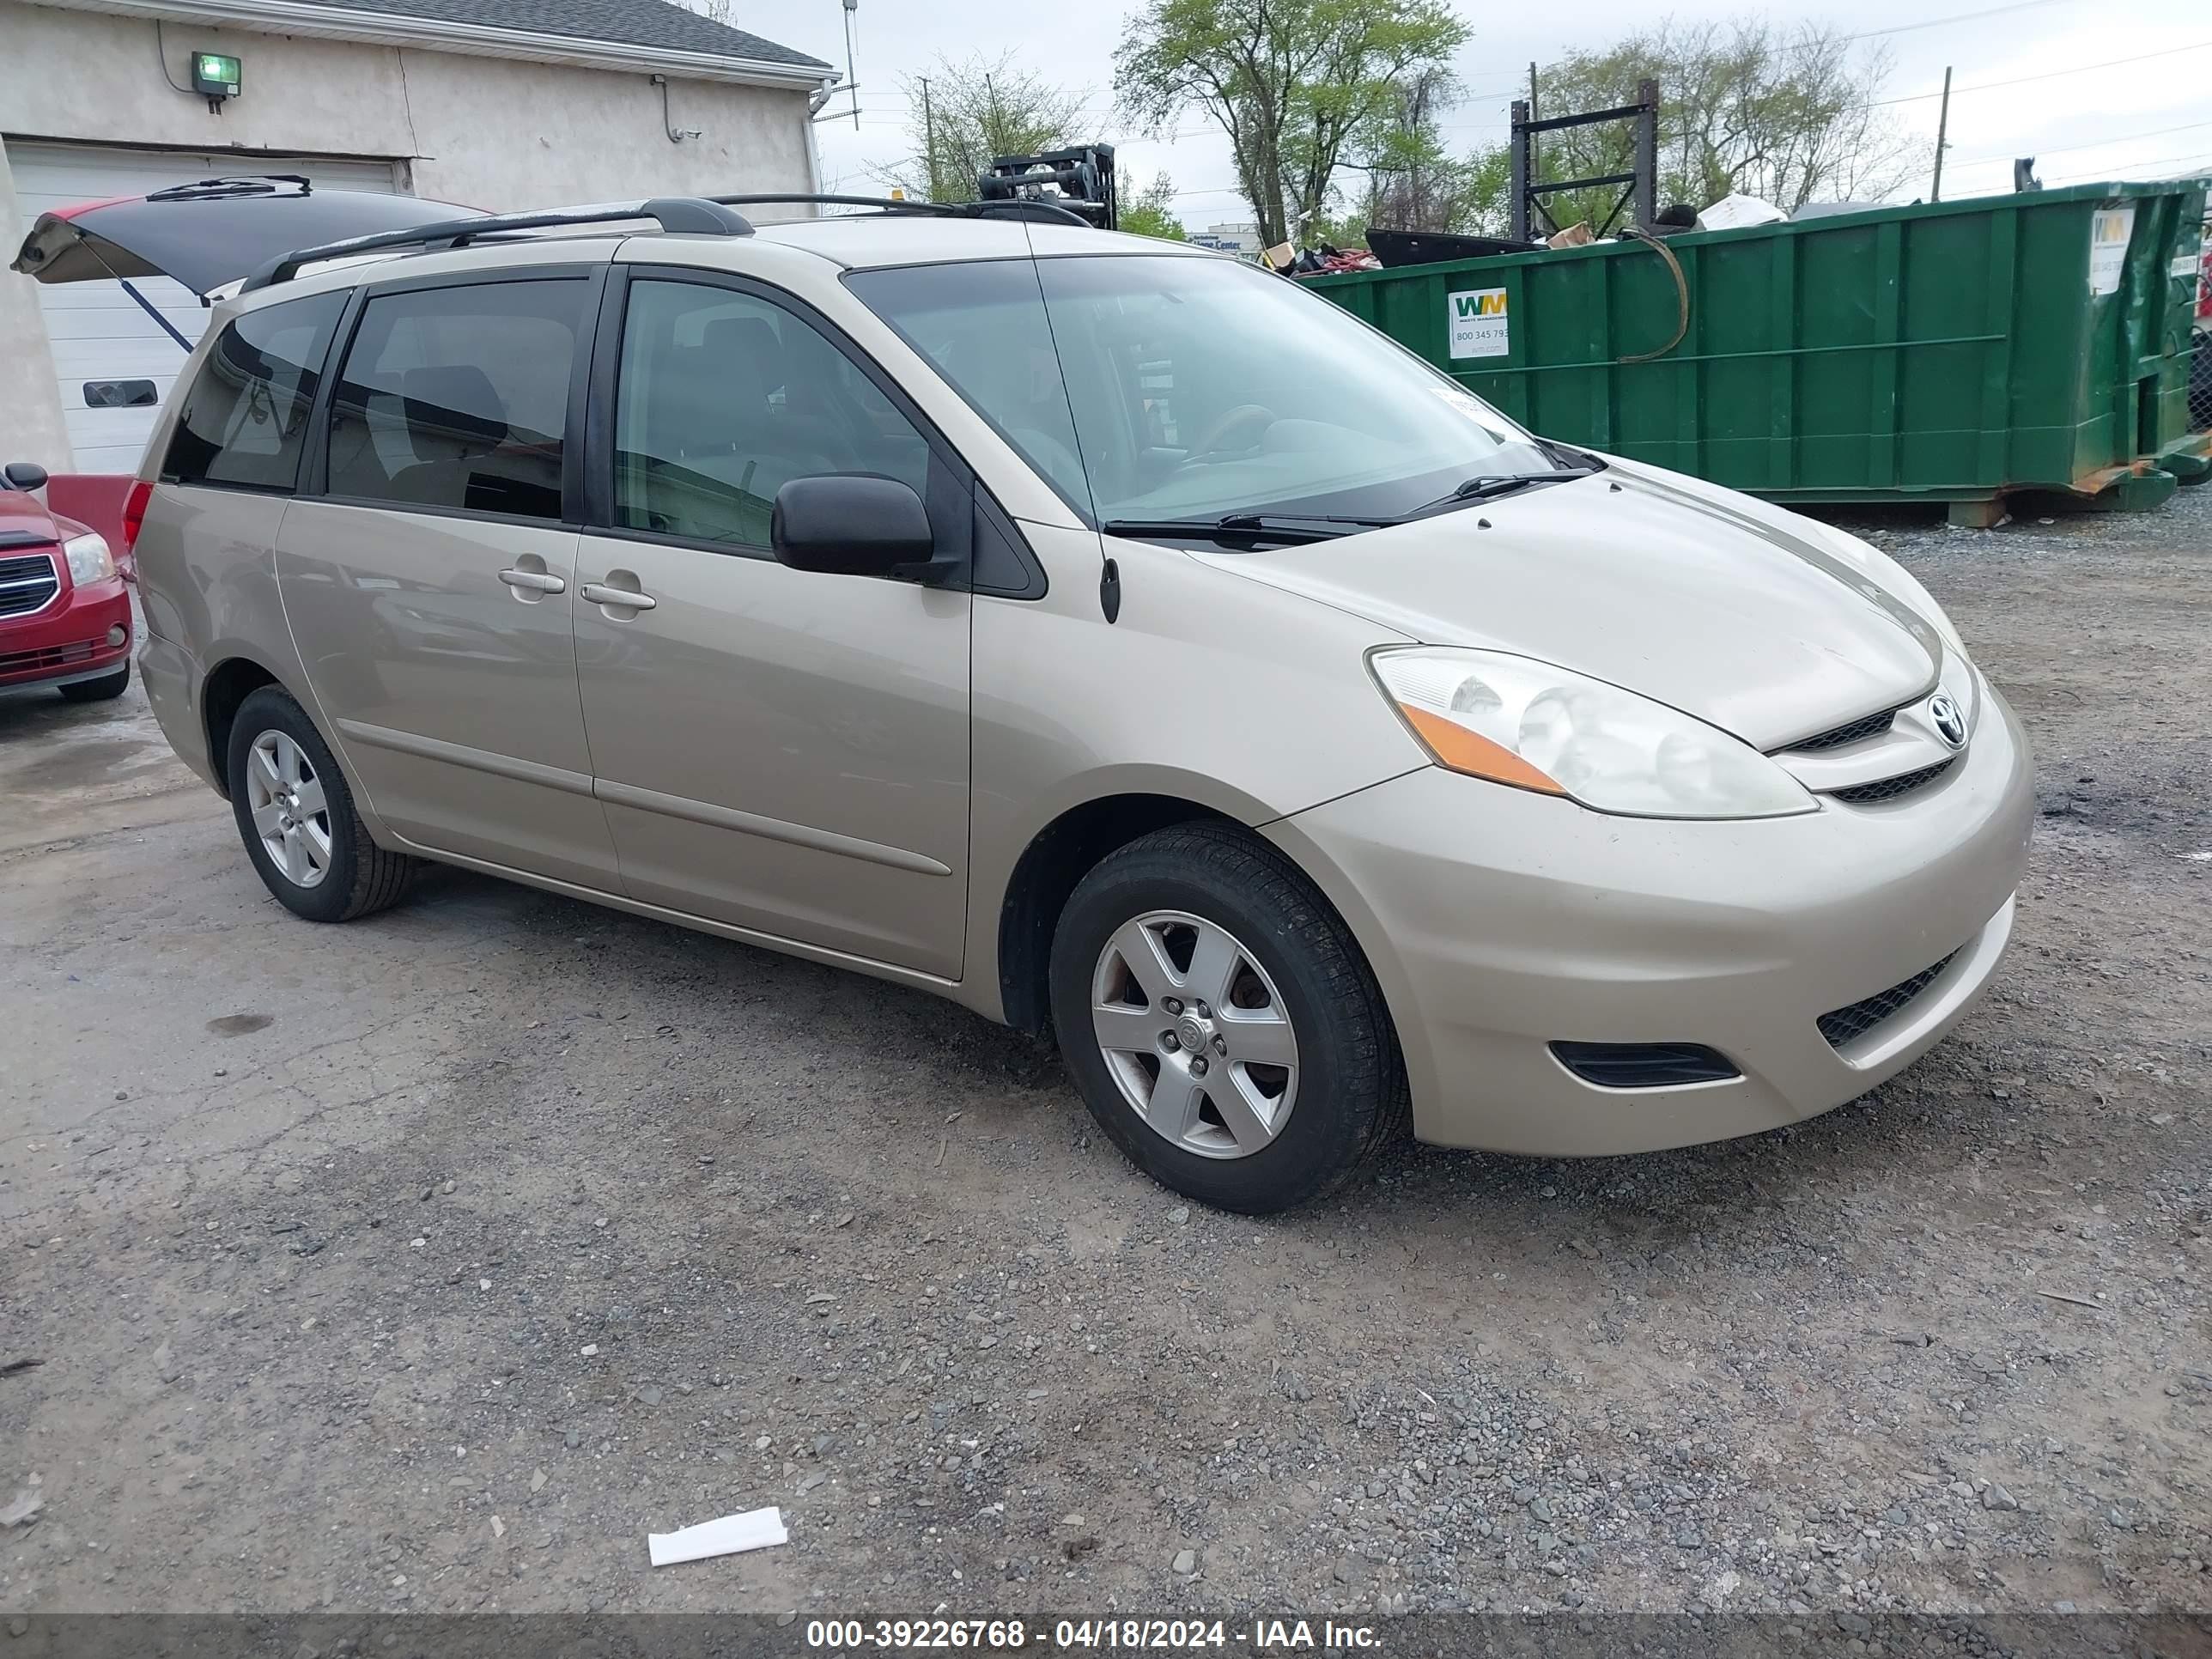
1342,66,1511,236
1530,18,1916,229
870,52,1089,204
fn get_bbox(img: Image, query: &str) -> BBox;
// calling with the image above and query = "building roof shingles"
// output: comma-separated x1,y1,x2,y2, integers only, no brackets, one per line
282,0,830,70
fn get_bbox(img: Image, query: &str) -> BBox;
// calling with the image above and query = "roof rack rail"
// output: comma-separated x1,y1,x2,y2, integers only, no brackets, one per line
708,192,1094,229
240,197,755,294
712,191,958,218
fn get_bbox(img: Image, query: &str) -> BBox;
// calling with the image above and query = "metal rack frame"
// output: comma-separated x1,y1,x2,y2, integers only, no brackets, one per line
1509,80,1660,242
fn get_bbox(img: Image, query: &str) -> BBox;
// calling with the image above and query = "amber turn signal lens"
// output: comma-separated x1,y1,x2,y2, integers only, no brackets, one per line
1396,703,1566,796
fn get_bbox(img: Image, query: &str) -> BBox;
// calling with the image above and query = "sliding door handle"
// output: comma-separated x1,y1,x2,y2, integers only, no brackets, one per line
580,580,657,611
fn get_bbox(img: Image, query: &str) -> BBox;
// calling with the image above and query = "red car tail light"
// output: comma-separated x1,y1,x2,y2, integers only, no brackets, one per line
120,480,152,554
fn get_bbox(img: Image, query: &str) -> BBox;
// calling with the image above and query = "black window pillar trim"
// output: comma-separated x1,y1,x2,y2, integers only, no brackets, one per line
579,263,629,534
298,285,367,499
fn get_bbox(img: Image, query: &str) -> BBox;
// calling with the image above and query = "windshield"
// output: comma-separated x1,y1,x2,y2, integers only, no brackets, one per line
845,253,1559,526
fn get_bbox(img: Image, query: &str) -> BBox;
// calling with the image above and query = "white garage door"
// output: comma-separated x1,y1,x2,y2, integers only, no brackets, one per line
7,143,402,472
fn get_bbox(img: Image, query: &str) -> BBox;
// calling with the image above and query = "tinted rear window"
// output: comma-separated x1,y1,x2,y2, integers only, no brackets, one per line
325,278,586,522
163,291,346,492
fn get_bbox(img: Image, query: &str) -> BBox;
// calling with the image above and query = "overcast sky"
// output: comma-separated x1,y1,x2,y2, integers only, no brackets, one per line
765,0,2209,228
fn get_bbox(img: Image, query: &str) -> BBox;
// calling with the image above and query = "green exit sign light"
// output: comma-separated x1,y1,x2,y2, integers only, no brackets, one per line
192,52,242,97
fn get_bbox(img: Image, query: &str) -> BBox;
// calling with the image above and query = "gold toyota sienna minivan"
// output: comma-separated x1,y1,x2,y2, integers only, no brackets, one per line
70,191,2033,1212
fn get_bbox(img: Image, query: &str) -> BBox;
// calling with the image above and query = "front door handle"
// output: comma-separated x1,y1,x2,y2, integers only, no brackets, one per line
498,567,566,594
580,580,657,612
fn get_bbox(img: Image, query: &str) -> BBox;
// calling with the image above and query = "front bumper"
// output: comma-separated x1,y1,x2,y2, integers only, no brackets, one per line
0,568,131,690
1266,684,2036,1155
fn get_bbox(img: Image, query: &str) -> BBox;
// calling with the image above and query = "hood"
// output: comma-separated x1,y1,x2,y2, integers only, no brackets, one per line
1204,462,1941,751
11,175,478,300
0,488,83,549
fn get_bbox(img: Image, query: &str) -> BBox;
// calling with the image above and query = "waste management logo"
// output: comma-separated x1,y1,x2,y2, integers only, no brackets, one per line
1447,288,1509,360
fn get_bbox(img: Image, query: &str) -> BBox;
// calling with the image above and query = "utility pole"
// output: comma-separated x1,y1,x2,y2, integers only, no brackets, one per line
920,76,939,201
1930,65,1953,202
842,0,859,131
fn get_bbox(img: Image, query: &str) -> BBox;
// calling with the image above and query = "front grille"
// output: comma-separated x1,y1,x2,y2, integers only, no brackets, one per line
1828,758,1956,804
1818,951,1958,1049
1551,1041,1741,1088
0,639,103,676
1783,706,1898,752
0,552,59,618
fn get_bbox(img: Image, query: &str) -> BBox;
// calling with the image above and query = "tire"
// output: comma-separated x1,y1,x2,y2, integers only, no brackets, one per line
57,662,130,702
1048,822,1407,1214
226,685,417,922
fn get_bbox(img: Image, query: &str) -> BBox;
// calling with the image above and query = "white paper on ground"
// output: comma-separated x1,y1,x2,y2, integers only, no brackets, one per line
647,1504,788,1567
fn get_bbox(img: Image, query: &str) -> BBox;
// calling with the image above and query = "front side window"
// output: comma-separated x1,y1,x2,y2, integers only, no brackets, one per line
611,278,932,551
325,279,586,521
850,254,1557,529
842,261,1091,514
164,290,346,492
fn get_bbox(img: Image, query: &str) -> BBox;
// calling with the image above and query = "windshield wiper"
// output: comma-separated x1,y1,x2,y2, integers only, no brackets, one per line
1411,469,1598,515
1101,512,1398,546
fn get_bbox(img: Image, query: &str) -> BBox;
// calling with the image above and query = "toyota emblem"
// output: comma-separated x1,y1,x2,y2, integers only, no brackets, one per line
1928,693,1967,749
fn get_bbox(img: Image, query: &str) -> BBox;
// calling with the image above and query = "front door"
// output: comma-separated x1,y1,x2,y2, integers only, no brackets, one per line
276,269,621,890
573,270,971,978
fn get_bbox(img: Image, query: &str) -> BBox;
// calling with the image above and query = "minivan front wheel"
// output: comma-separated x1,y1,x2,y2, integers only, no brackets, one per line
226,686,416,922
1048,823,1407,1213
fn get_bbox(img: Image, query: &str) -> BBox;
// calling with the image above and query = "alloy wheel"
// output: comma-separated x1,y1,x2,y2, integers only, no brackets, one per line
1090,909,1299,1159
245,729,332,890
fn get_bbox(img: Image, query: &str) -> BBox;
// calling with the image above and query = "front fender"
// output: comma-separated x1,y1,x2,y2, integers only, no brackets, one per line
958,524,1425,1020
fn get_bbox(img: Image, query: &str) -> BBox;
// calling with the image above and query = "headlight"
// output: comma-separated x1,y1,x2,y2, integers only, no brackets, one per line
1371,647,1815,820
63,532,115,586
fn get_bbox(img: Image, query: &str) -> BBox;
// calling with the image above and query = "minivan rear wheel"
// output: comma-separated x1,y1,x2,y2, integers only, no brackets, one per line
226,686,417,922
1048,823,1407,1213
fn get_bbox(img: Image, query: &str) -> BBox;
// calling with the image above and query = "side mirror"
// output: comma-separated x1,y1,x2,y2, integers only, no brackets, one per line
771,474,944,581
3,461,50,493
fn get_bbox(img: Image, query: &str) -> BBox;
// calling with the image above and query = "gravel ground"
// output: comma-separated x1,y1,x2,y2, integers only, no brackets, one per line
2,484,2207,1623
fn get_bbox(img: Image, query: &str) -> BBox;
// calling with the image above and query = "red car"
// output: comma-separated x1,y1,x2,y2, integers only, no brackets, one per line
0,460,132,702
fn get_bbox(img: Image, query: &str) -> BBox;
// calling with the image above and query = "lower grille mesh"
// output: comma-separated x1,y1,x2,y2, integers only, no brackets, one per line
1829,758,1956,804
1818,951,1958,1049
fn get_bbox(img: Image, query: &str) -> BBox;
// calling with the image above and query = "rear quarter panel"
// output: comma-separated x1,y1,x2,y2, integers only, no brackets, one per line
135,487,385,830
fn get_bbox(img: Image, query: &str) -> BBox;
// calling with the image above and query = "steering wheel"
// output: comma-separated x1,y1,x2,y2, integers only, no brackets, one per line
1187,403,1278,459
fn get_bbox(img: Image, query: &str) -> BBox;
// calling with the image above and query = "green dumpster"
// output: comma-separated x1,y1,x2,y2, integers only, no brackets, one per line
1308,176,2212,525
